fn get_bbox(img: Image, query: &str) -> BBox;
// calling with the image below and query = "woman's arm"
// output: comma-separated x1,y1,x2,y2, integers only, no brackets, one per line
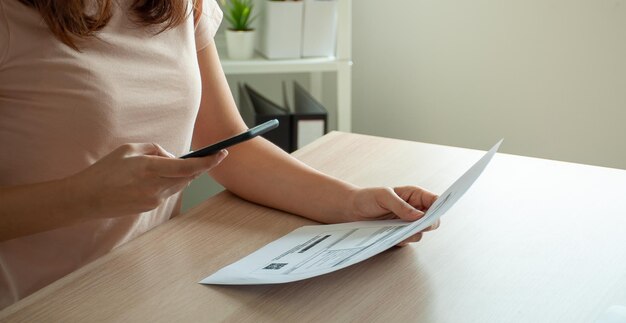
193,42,356,223
0,178,89,241
0,143,227,241
194,42,439,230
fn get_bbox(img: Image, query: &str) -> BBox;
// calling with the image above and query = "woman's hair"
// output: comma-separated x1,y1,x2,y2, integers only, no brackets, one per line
18,0,199,50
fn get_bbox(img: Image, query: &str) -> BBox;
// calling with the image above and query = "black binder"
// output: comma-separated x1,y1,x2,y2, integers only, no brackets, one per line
239,83,292,152
291,81,328,150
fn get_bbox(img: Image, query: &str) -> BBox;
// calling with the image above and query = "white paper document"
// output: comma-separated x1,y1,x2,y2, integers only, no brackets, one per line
200,140,503,285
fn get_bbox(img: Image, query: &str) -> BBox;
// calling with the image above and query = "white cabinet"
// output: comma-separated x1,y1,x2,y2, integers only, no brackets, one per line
216,0,352,132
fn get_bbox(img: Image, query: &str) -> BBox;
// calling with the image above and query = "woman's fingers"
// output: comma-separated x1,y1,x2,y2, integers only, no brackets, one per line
376,187,425,221
394,186,438,211
422,220,440,232
120,143,228,178
74,143,226,218
351,186,442,247
151,149,228,178
118,143,173,157
396,233,423,247
395,220,440,246
160,175,198,197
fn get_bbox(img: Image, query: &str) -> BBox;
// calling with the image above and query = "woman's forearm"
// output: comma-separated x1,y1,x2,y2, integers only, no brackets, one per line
0,178,88,241
209,138,359,224
192,43,358,224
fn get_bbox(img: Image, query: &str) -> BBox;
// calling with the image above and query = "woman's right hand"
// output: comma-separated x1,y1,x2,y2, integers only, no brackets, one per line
67,143,228,218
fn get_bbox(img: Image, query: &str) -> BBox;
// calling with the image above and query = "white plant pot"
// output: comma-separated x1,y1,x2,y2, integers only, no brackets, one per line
226,29,256,60
257,1,304,59
302,0,338,57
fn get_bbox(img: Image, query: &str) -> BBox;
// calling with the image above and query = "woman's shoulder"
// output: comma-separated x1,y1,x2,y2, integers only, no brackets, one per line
194,0,223,51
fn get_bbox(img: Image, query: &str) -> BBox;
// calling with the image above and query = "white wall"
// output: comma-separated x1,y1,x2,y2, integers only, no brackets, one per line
352,0,626,170
184,0,626,210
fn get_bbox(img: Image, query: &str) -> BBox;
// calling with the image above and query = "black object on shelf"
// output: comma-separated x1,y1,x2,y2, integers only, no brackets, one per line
239,83,293,152
291,81,328,151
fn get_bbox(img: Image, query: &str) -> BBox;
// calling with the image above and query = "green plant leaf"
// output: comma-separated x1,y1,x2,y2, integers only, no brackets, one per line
222,0,255,30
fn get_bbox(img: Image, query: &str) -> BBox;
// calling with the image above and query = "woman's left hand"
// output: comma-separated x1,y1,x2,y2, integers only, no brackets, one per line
347,186,440,246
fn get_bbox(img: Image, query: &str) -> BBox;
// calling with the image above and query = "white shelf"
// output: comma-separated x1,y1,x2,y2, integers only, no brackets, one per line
221,56,351,75
216,0,352,131
216,36,352,75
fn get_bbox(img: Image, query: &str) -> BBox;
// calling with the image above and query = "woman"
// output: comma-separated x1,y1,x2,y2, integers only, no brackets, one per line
0,0,439,309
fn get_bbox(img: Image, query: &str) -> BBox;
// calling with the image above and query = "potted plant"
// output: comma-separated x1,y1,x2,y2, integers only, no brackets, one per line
221,0,256,60
257,0,304,59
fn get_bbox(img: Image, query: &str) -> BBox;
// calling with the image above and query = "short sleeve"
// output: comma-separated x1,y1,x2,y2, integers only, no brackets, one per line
194,0,223,52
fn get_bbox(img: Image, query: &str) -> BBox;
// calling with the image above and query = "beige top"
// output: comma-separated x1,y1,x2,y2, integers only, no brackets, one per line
0,0,222,309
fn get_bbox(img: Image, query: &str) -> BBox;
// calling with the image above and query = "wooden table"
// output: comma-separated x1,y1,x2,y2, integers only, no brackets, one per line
2,132,626,322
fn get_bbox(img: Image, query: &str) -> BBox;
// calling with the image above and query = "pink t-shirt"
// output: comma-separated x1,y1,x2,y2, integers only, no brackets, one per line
0,0,222,308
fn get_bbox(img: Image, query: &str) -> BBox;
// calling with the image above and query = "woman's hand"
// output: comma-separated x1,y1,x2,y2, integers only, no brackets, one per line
347,186,440,246
0,143,228,241
67,143,228,218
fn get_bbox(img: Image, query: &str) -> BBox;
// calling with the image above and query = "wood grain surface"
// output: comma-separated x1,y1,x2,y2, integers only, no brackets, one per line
2,132,625,322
